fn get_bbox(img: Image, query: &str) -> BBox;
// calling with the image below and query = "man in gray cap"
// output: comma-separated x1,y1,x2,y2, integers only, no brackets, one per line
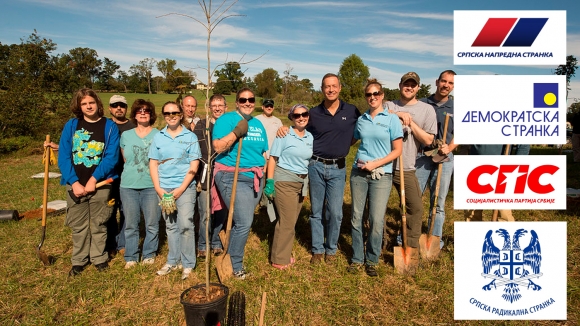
385,72,437,262
106,95,136,258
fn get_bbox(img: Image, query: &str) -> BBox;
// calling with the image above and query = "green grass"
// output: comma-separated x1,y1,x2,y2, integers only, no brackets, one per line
0,137,578,324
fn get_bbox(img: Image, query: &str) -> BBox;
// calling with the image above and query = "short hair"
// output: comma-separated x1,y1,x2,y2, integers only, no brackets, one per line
438,70,457,81
161,101,184,124
129,99,157,125
183,95,197,103
70,88,104,120
235,87,255,102
209,94,226,105
364,78,383,93
321,73,340,88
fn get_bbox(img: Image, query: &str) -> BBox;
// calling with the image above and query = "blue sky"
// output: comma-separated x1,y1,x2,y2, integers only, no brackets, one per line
1,0,579,104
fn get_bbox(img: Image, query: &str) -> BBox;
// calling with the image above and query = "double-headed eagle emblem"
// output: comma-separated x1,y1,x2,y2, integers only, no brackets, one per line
481,228,542,303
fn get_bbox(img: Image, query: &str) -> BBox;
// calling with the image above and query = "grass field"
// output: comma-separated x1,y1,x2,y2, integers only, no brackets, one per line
0,107,578,324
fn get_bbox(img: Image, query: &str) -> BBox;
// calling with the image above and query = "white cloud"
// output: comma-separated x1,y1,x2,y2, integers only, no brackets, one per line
377,10,453,21
355,33,453,57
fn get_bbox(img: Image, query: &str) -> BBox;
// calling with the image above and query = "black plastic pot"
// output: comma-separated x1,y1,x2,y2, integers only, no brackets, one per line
180,283,229,326
0,210,19,222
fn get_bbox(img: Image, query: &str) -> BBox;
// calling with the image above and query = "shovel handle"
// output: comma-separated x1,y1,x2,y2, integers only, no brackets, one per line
223,138,243,252
428,114,450,236
41,135,50,228
399,151,407,248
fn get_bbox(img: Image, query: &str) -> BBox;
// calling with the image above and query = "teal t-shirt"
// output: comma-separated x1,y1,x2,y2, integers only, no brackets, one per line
213,111,268,176
120,128,159,189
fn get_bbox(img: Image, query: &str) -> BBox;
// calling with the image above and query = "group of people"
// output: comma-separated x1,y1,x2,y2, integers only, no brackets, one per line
56,68,524,280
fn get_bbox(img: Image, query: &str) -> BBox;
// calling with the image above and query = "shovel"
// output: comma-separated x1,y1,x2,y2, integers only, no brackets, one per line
419,113,450,260
36,135,51,266
491,144,511,222
215,138,243,282
393,150,418,274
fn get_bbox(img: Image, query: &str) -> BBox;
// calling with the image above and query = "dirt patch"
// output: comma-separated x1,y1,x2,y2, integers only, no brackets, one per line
183,284,226,304
20,208,56,220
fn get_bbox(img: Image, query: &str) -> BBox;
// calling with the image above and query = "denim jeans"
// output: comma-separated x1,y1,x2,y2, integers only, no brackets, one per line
350,168,392,265
415,152,454,247
120,187,161,262
197,188,226,251
214,171,261,273
308,159,346,255
161,184,196,268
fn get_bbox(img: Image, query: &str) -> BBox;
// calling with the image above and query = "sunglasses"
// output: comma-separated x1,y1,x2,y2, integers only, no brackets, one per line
111,102,128,109
292,112,310,119
365,91,382,98
264,105,273,108
238,97,255,104
163,111,182,117
137,108,151,114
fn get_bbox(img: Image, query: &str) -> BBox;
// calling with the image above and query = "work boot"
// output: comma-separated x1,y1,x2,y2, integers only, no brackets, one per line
95,261,109,272
68,265,86,277
310,253,323,265
324,254,336,264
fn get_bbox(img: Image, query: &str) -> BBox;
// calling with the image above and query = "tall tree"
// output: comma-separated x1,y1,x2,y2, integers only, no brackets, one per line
338,54,370,103
417,84,432,99
554,55,578,99
66,47,102,88
96,57,120,91
254,68,280,99
213,61,244,95
130,58,157,94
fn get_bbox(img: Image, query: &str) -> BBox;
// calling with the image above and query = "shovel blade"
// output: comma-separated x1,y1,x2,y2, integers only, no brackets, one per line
419,235,441,261
394,246,419,275
36,247,50,266
218,230,227,248
215,253,233,282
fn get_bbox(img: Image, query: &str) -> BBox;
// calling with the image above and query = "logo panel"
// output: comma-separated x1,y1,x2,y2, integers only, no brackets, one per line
454,155,566,210
454,11,566,65
455,222,566,320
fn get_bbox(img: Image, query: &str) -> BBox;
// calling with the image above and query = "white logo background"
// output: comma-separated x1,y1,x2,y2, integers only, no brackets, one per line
454,222,567,320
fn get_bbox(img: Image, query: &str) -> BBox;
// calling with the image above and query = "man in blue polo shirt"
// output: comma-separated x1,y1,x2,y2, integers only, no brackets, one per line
415,70,456,250
308,73,361,264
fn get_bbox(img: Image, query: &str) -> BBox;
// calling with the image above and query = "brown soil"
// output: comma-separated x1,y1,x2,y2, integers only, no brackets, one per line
20,208,56,220
183,284,226,304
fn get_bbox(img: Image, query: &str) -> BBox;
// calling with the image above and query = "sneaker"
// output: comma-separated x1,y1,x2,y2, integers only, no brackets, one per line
124,261,138,269
95,262,109,272
233,268,249,280
325,254,336,263
156,264,176,276
310,253,324,265
142,257,155,265
365,264,378,277
181,267,193,280
177,263,183,270
347,263,363,274
272,257,295,270
68,265,86,277
212,248,224,256
197,250,206,261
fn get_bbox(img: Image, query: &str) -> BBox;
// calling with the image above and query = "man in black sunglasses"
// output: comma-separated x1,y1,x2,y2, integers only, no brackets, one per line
106,95,136,259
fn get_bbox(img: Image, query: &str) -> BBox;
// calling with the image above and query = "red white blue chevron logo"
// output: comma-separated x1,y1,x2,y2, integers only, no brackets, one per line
472,18,548,47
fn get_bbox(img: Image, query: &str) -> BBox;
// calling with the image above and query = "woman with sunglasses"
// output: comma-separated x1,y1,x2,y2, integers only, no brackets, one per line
149,101,201,280
264,104,313,270
212,88,268,280
119,99,160,269
348,78,403,277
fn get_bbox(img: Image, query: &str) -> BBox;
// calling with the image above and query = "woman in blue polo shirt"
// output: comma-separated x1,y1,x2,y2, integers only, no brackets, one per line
349,78,403,277
212,87,268,280
149,101,200,280
264,104,313,270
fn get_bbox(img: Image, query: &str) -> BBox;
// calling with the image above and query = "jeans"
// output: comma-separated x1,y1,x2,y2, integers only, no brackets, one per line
197,188,226,251
350,168,392,265
214,171,261,273
161,184,196,268
415,152,454,248
120,187,161,262
308,159,346,255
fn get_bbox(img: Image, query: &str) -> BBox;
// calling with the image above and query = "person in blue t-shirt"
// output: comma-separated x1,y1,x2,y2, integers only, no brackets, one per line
348,79,403,277
265,104,314,270
149,101,200,280
212,88,268,280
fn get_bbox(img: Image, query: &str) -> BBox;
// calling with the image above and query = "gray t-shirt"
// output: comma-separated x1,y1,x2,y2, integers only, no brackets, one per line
385,100,437,171
255,114,283,159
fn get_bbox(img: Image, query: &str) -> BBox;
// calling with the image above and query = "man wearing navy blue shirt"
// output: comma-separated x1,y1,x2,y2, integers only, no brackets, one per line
308,73,361,264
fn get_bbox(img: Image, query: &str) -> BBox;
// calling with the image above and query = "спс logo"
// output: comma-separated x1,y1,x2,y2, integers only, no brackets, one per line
472,18,548,47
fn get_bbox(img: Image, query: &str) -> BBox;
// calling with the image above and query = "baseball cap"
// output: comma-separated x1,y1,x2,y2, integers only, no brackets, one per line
263,99,274,107
400,72,420,85
109,95,127,105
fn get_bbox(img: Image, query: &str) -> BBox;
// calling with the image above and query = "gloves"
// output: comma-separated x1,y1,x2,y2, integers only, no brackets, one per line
370,166,385,180
264,178,275,200
160,193,177,215
232,119,248,138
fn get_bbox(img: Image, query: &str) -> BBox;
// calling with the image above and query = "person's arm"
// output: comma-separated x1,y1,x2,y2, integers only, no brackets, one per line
361,138,403,171
439,138,458,155
408,120,434,146
276,126,290,138
171,159,199,200
266,156,277,179
149,159,164,198
91,121,120,184
213,118,247,153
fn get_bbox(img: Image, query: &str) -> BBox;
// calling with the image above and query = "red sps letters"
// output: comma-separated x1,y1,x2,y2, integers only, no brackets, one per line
466,165,559,194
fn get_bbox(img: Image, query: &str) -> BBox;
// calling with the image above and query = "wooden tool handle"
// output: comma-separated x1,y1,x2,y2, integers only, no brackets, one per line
223,138,243,252
41,135,50,228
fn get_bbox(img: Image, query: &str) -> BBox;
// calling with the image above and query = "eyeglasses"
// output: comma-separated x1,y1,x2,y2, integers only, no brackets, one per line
365,91,382,98
163,111,182,117
137,108,151,114
238,97,255,104
264,105,273,109
292,112,310,119
211,105,225,109
111,102,128,109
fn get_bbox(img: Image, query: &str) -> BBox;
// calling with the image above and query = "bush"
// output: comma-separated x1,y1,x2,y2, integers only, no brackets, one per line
0,136,35,154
